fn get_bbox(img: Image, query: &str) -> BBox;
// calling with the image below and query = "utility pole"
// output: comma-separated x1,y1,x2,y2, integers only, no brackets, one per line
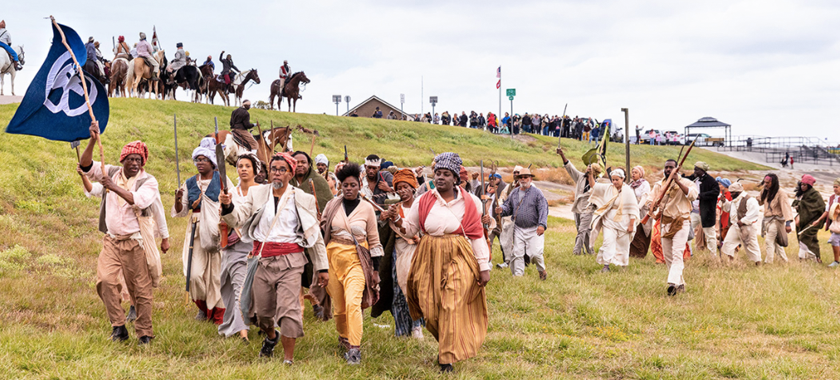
621,108,630,183
345,96,351,114
430,96,438,123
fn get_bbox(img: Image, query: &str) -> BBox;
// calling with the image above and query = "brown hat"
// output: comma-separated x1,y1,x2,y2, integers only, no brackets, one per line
517,168,534,178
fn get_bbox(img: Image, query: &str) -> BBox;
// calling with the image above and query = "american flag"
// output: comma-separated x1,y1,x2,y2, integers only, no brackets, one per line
496,66,501,88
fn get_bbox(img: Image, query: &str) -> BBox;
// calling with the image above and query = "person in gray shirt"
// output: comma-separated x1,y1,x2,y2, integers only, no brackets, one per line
496,168,549,280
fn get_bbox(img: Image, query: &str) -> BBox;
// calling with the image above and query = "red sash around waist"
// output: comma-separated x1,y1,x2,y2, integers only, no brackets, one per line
253,241,304,257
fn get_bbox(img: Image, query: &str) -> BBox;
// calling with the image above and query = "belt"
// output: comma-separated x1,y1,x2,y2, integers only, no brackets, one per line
253,241,304,257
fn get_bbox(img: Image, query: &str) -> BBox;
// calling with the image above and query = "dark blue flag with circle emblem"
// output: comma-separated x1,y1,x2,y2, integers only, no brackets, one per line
5,22,109,142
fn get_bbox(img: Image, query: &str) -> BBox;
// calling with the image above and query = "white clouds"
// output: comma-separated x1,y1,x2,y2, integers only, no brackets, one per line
3,0,839,140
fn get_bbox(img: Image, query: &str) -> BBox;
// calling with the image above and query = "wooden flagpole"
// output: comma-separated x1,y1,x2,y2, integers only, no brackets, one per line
50,16,105,173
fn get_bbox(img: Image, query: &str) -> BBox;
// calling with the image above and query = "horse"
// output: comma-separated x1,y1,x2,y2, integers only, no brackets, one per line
232,69,260,107
200,64,230,106
214,126,294,172
269,71,309,112
173,65,204,102
0,45,24,96
82,58,109,88
128,50,165,99
108,58,129,97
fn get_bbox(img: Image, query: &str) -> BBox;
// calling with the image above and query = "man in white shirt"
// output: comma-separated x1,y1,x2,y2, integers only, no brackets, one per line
720,182,762,264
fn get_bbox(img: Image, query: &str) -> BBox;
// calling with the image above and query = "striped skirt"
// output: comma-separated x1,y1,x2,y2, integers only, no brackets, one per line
406,234,488,365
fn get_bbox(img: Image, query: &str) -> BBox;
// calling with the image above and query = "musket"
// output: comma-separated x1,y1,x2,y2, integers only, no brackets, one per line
308,178,322,220
344,145,348,163
641,139,697,225
214,116,219,144
215,123,230,246
360,193,386,213
556,103,568,151
174,114,181,186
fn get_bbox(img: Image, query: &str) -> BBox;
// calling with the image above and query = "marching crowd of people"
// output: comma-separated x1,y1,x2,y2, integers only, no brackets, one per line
73,109,839,372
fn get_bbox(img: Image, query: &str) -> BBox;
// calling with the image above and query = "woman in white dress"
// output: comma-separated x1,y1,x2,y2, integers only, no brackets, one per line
591,169,640,272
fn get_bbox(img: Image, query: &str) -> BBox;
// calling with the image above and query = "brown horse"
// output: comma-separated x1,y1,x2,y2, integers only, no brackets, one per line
128,50,165,99
269,71,309,112
108,58,129,97
214,126,293,171
232,69,261,107
200,64,230,106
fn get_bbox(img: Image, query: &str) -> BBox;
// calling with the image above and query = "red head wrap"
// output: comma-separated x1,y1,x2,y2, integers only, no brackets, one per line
459,166,468,183
120,141,149,166
118,35,125,43
272,152,297,174
801,174,816,186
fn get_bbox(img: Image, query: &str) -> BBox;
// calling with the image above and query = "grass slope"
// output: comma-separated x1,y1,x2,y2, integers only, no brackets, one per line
2,99,823,380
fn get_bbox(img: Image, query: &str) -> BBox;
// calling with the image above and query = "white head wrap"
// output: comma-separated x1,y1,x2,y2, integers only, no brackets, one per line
611,168,626,179
365,158,382,167
192,137,217,168
315,154,329,166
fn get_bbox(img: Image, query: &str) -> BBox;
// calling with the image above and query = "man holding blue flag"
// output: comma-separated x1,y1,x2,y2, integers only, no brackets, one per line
5,19,109,142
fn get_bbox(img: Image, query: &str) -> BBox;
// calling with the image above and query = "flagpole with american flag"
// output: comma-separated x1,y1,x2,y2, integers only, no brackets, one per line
496,66,501,127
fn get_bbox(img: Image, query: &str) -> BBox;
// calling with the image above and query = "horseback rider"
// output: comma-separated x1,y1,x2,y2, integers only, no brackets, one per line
83,37,107,82
167,42,187,74
219,51,239,94
202,55,214,72
229,100,260,151
0,20,23,71
114,36,131,60
278,60,291,90
93,41,110,82
136,32,160,81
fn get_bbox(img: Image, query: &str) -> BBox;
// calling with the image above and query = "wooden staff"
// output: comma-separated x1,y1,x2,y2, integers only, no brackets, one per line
50,16,105,173
309,134,316,157
641,140,696,225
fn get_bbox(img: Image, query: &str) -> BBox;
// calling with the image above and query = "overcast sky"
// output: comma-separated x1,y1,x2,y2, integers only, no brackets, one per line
3,0,839,141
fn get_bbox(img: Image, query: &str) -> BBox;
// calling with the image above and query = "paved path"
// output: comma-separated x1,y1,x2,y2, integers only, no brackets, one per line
0,96,22,105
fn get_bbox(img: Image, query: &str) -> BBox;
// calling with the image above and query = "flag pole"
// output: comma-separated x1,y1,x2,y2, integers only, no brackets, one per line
50,16,105,173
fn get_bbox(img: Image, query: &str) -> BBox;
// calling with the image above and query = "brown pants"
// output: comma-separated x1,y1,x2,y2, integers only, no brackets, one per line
253,253,307,338
231,128,259,151
96,235,154,337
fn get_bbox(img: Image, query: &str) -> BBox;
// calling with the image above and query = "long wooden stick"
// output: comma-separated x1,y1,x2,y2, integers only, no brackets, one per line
641,140,696,225
309,134,316,157
50,16,105,173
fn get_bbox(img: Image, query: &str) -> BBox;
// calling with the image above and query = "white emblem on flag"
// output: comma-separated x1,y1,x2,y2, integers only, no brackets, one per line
43,51,97,117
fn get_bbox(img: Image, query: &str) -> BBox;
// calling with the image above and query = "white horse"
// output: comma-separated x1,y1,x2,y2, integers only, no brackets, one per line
0,45,24,96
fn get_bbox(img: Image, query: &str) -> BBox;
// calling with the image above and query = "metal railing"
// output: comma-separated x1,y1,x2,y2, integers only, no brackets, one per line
716,136,840,166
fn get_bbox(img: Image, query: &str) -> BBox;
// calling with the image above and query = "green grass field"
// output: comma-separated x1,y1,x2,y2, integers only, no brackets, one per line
4,99,831,380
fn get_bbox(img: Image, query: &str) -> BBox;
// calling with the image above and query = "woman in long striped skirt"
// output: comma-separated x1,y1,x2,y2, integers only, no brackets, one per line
391,152,493,373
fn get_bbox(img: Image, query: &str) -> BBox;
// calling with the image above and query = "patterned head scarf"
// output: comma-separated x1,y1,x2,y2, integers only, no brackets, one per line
273,152,297,173
191,137,217,168
393,169,418,189
120,141,149,166
435,152,462,175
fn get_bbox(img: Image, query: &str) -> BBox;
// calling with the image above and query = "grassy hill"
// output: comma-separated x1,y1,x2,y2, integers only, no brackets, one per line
6,99,836,379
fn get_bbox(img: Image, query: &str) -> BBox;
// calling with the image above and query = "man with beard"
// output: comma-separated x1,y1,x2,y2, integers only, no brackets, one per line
649,159,697,296
759,173,793,264
684,162,719,257
795,174,825,262
219,153,329,362
290,151,332,212
360,154,394,207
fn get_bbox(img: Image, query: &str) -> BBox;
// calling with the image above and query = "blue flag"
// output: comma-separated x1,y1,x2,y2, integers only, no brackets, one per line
5,22,109,142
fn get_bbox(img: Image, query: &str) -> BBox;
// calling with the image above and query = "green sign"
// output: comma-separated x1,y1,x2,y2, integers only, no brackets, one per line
506,88,515,97
508,96,514,101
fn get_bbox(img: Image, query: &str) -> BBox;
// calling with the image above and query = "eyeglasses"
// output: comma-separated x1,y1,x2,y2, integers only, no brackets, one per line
270,167,289,173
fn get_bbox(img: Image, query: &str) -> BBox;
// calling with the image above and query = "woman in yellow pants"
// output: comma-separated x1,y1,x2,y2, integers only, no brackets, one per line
320,162,382,365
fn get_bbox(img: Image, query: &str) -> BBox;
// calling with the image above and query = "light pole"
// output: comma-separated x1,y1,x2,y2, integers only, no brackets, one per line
400,93,405,118
345,95,351,114
430,96,438,123
621,108,630,183
333,95,341,116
